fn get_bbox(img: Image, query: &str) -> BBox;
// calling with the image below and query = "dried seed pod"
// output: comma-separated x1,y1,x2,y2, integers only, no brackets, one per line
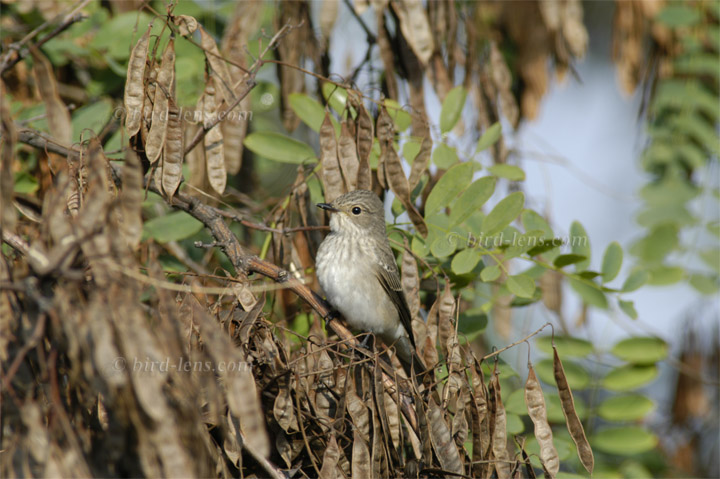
124,24,151,136
492,372,512,479
146,38,175,163
427,398,464,475
199,26,236,105
437,282,456,359
554,346,594,473
319,433,340,479
525,364,559,477
377,106,427,236
199,78,226,195
162,98,183,199
355,103,373,190
118,147,143,249
337,121,359,191
319,112,343,202
30,46,71,145
0,79,16,234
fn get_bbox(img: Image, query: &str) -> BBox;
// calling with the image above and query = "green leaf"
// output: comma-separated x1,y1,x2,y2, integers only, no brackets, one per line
631,224,678,264
321,82,348,115
402,138,423,164
506,413,524,435
536,358,590,390
440,85,467,133
432,143,460,169
618,299,638,320
482,192,524,236
700,249,720,274
598,395,655,422
72,99,113,142
383,99,411,132
521,210,553,239
689,274,719,295
143,211,203,243
411,235,429,257
14,171,39,194
569,278,608,309
592,427,658,456
289,93,327,132
244,132,316,164
602,364,658,391
476,122,502,152
612,337,668,364
449,176,496,226
622,270,649,292
480,264,501,282
646,265,685,285
601,242,623,283
457,307,488,342
655,4,702,28
553,254,588,268
569,221,591,270
425,162,474,215
430,235,456,259
535,335,593,358
451,249,482,275
506,274,535,299
487,164,525,181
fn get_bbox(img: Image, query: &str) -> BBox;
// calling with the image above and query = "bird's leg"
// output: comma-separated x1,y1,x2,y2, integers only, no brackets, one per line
358,332,373,350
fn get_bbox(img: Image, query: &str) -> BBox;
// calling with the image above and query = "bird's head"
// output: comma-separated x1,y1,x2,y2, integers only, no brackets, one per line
317,190,386,236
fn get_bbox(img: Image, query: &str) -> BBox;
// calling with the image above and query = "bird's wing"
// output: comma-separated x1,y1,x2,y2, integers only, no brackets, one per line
374,251,417,350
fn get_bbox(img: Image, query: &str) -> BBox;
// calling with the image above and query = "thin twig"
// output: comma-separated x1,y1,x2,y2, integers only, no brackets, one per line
183,24,293,156
481,322,553,362
0,0,91,75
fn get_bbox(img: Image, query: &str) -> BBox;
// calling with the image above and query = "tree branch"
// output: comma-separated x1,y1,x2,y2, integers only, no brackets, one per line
13,124,421,436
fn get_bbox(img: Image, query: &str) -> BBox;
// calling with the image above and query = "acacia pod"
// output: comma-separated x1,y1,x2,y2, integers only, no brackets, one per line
492,373,512,479
124,25,151,136
30,46,71,145
437,282,455,359
525,364,559,478
337,121,359,191
201,78,226,195
427,398,464,475
554,346,594,473
118,148,143,249
355,103,373,190
319,112,343,202
162,98,183,199
146,38,175,163
199,26,236,105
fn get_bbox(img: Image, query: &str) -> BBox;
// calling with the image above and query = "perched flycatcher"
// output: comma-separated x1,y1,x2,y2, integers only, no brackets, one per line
315,190,427,377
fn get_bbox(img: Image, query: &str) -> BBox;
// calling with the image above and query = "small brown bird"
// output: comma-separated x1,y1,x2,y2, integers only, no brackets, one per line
315,190,426,377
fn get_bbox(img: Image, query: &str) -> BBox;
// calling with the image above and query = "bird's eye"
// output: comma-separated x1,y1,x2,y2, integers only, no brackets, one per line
351,206,362,215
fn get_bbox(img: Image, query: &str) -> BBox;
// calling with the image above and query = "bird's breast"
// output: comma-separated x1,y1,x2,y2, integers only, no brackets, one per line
316,234,400,338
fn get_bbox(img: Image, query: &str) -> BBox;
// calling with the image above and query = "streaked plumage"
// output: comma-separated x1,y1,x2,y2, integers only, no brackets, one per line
315,190,425,376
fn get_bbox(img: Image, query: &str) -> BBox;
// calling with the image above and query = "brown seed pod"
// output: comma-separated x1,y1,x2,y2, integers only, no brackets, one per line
337,121,359,191
525,364,559,477
30,46,71,145
319,112,343,202
355,103,373,190
201,78,226,195
553,346,594,473
124,24,151,136
162,98,183,199
145,38,175,163
199,26,236,106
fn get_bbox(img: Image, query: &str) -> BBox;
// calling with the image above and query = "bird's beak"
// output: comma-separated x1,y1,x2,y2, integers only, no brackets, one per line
317,203,340,213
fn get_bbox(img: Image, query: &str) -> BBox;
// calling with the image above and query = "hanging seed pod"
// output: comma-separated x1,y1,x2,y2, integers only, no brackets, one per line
319,112,343,202
145,38,175,163
554,346,594,473
124,24,151,136
355,103,373,190
525,364,559,477
162,98,183,199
